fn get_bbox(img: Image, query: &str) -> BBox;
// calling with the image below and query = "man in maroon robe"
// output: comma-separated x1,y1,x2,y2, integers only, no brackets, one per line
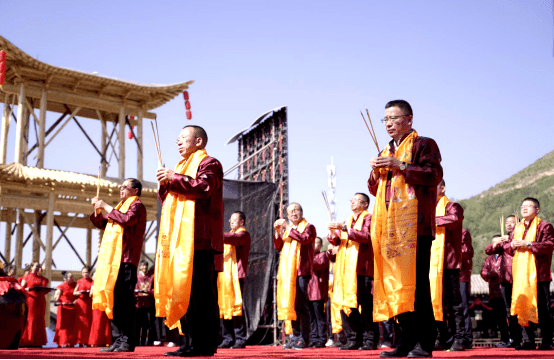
274,203,316,350
90,178,147,352
219,211,251,349
307,237,329,348
368,100,443,358
157,125,224,357
435,180,465,351
459,228,474,349
503,197,554,351
328,193,378,351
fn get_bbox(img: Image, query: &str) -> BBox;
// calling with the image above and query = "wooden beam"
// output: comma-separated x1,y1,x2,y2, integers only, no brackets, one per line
137,109,143,181
86,227,92,267
14,209,24,268
37,89,47,168
18,211,46,252
44,191,55,328
4,208,12,265
118,107,125,179
14,83,26,164
42,106,82,150
1,93,12,164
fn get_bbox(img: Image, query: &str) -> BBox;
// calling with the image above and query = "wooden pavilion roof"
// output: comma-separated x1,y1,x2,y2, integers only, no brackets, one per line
0,35,193,120
0,163,158,221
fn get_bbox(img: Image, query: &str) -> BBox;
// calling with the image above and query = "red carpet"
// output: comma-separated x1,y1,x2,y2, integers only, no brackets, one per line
1,346,553,359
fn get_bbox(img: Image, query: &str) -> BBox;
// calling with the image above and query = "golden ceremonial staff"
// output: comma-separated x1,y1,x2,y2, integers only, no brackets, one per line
96,166,101,198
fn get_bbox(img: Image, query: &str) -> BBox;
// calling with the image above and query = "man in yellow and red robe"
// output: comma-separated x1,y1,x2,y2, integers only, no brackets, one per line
433,180,465,351
503,197,554,351
274,203,316,350
218,211,251,349
90,178,147,352
156,125,224,357
368,99,442,358
328,193,378,351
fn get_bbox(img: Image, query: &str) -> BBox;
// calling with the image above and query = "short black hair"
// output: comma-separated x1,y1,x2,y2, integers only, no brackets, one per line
385,100,413,116
139,260,149,269
126,178,142,196
233,211,246,225
506,215,516,220
287,203,303,212
82,266,90,272
183,125,208,147
522,197,540,209
355,193,370,207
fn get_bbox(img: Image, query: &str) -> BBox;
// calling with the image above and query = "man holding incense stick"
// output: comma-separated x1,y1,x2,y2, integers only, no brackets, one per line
368,99,443,358
90,178,147,352
274,203,316,350
155,125,224,357
484,215,523,347
327,193,378,351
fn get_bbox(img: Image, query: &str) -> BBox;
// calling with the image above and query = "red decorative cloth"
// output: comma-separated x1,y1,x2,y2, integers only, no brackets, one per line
0,276,24,295
54,282,77,347
19,273,48,347
74,277,93,345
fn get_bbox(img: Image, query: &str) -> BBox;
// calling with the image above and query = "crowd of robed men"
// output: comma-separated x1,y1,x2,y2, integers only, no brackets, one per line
87,99,554,358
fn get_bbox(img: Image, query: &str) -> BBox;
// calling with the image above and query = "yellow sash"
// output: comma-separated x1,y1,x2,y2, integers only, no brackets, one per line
217,227,245,319
430,195,449,321
92,195,139,319
154,149,207,334
276,218,308,324
371,130,419,322
329,262,343,334
332,210,369,316
511,216,540,326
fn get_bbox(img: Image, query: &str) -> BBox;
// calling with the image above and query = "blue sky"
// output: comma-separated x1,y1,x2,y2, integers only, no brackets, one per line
2,0,554,270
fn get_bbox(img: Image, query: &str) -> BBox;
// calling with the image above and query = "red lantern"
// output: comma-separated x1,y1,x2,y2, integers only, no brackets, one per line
128,130,133,139
186,110,192,120
0,51,5,86
0,51,5,62
185,100,191,110
183,91,189,101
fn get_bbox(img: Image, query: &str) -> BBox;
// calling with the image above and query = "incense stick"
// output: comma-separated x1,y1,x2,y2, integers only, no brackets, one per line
360,109,380,152
501,214,504,237
96,166,101,198
154,116,162,162
150,121,163,168
365,107,380,150
322,191,333,220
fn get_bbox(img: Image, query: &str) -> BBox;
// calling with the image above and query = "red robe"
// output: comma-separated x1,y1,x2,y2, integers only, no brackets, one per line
54,281,77,347
19,273,48,347
88,309,112,346
74,277,93,345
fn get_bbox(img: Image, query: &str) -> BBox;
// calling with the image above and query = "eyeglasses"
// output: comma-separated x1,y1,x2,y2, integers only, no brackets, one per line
380,115,409,124
519,205,536,209
119,185,131,190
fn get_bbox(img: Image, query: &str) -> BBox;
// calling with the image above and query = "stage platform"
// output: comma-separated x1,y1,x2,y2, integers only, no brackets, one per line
1,345,553,359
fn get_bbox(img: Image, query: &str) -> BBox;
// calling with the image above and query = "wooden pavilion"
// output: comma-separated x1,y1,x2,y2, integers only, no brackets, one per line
0,35,192,325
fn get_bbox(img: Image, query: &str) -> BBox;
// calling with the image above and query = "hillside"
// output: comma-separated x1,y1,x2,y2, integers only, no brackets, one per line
458,150,554,275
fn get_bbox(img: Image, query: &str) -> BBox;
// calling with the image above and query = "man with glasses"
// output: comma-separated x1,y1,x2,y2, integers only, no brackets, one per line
274,203,316,350
503,197,554,350
156,125,224,357
90,178,147,352
368,100,443,358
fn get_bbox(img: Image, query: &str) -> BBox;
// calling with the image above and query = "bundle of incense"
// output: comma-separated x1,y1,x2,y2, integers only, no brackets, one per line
360,107,380,152
150,119,163,168
501,214,504,237
96,166,101,198
322,191,333,220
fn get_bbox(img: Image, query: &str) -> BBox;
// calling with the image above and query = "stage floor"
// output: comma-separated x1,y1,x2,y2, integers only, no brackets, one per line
1,345,553,359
